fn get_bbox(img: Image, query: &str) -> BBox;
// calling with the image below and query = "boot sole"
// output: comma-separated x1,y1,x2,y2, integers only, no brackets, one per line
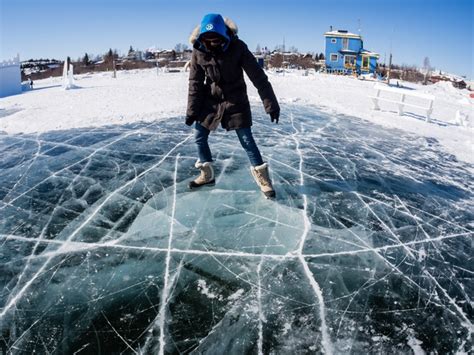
263,191,276,199
188,180,216,189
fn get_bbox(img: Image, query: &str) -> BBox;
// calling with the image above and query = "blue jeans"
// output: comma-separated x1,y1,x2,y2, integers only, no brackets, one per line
194,122,264,166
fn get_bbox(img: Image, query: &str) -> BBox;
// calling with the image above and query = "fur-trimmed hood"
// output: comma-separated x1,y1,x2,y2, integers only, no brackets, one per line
189,17,238,45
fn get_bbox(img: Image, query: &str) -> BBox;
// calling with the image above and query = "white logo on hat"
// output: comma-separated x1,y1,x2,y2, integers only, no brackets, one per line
206,24,214,31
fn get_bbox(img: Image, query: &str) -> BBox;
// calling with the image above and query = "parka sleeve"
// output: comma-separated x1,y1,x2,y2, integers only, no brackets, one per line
240,41,280,115
186,49,205,125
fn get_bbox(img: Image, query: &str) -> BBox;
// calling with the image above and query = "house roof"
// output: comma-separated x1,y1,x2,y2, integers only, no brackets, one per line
324,30,361,39
339,49,359,55
361,49,380,58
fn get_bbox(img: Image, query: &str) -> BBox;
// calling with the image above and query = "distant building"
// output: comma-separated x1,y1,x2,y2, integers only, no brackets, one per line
181,49,192,61
324,29,379,74
156,50,176,61
125,50,143,62
0,55,22,98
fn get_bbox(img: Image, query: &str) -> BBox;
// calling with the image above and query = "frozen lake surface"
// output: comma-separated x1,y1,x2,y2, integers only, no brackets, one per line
0,105,472,354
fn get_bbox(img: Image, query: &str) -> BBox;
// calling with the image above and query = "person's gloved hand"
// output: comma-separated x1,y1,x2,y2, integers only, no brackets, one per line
185,115,196,126
270,110,280,124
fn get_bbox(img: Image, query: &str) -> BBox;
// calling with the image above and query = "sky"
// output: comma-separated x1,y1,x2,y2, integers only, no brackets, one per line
1,0,472,78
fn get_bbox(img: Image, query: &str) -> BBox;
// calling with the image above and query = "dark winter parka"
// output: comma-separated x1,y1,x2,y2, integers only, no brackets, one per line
186,16,280,131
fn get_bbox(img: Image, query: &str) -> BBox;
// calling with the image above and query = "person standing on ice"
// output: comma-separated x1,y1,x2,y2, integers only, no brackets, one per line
185,13,280,199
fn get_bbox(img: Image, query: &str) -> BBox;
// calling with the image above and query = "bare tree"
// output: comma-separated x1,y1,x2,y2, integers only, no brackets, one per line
270,53,283,67
289,46,298,53
104,48,114,63
174,43,189,53
82,53,90,66
423,57,431,71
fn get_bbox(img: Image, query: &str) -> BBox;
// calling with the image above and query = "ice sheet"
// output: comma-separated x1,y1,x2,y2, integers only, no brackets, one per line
0,104,472,353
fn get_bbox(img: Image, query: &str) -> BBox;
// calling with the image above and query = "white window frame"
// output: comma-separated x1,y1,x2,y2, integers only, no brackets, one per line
342,38,349,49
331,38,337,43
344,55,356,67
330,53,339,62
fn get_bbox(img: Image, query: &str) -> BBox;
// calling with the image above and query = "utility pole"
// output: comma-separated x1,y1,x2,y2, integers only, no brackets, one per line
387,53,392,84
387,27,394,85
282,36,286,73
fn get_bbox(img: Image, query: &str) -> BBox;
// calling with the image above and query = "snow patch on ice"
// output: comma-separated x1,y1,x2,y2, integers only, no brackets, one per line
197,280,223,301
227,288,245,301
282,322,292,335
407,331,426,355
418,246,427,262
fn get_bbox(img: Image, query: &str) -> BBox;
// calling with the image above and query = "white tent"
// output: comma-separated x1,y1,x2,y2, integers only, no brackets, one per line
0,55,22,98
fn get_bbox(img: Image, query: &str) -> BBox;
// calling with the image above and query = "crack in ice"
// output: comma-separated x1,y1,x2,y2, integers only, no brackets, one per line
290,111,333,355
0,134,192,321
156,154,180,355
1,107,472,353
0,129,142,209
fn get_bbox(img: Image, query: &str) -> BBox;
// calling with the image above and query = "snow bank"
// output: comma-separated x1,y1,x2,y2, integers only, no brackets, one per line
0,68,472,164
0,69,187,133
254,71,473,164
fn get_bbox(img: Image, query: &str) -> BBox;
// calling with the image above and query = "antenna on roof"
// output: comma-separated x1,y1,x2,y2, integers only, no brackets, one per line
358,19,361,35
330,25,333,31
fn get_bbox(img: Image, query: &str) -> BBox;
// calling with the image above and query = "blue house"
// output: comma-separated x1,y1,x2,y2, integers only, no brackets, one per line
324,29,379,75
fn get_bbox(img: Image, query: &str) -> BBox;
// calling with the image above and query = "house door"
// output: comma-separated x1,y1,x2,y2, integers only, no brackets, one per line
362,56,370,70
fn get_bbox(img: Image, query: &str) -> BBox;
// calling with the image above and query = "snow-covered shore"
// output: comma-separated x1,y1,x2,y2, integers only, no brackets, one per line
0,68,472,164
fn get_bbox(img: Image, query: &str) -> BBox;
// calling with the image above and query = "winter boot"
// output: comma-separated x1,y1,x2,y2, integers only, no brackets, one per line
189,161,215,189
250,163,276,199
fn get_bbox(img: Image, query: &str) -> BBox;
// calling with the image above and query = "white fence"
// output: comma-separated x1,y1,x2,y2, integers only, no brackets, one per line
0,55,22,98
370,84,435,122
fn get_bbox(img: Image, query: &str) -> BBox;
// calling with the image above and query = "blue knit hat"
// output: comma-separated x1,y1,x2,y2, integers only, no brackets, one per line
198,13,230,50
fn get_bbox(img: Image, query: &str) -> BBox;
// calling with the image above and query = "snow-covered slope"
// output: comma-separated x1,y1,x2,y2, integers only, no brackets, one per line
0,68,472,164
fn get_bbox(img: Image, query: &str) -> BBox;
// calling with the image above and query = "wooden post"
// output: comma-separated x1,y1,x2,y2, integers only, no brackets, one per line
372,88,381,110
398,93,405,116
387,53,392,85
426,99,434,122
